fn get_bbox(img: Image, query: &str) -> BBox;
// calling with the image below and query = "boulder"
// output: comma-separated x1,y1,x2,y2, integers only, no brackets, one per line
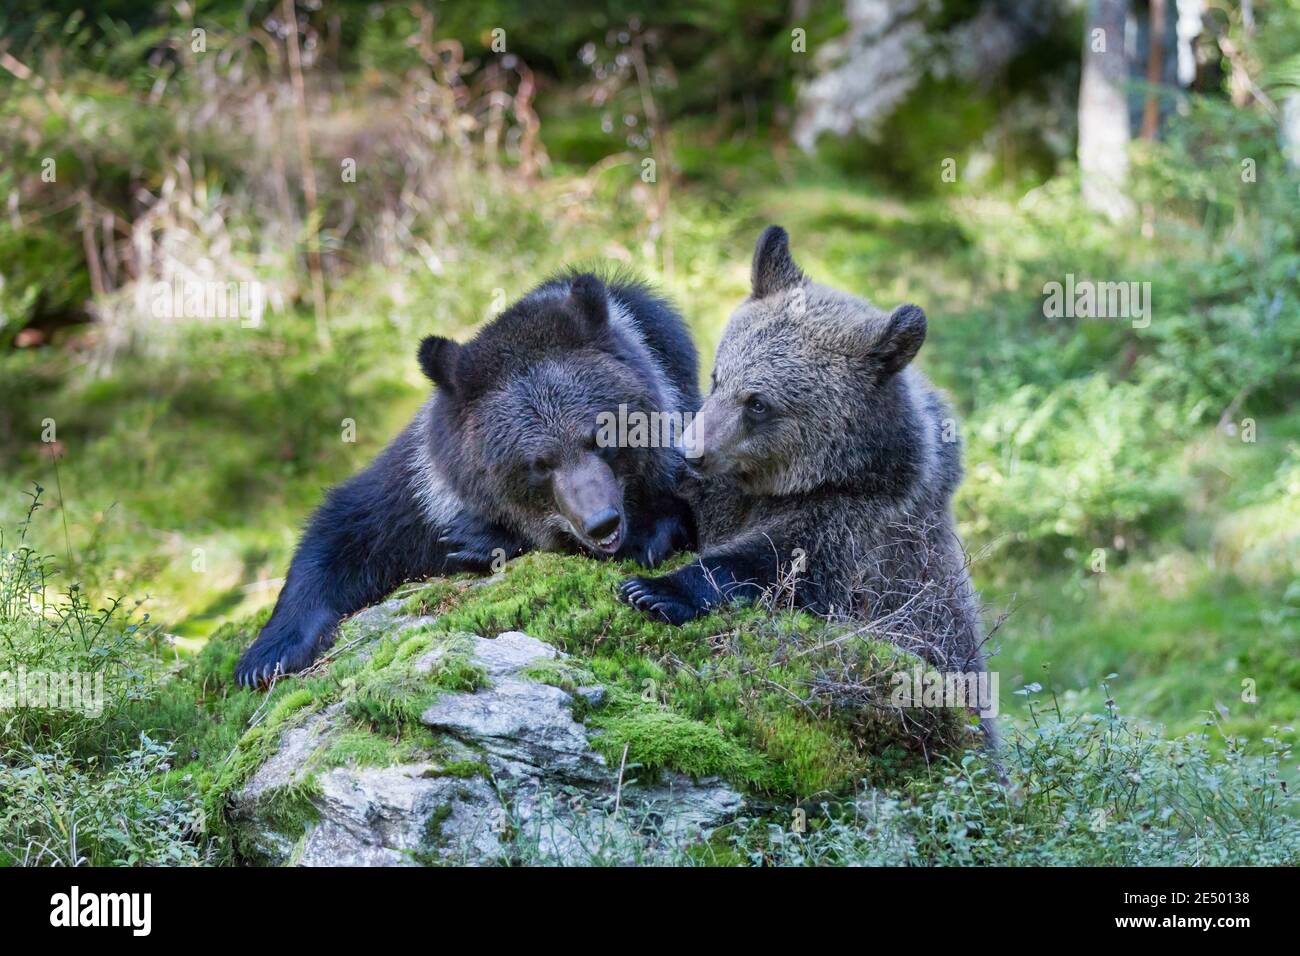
215,554,974,866
227,614,744,866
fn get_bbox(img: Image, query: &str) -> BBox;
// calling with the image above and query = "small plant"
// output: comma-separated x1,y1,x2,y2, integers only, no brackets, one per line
0,485,160,753
719,684,1299,867
0,735,207,866
0,490,208,865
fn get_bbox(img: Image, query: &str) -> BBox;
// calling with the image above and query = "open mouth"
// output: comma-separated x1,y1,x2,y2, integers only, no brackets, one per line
589,522,624,555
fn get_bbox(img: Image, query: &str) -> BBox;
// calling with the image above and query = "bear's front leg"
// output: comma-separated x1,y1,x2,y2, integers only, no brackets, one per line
236,600,339,688
619,565,713,625
237,455,455,687
437,511,527,574
619,535,789,625
237,514,368,687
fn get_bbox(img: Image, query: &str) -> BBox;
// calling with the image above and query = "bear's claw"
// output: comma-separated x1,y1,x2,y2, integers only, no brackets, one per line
235,661,285,690
618,575,702,626
438,519,523,573
234,624,321,689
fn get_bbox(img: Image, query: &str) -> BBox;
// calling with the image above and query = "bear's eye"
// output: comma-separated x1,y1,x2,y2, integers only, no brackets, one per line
745,395,769,416
529,455,556,477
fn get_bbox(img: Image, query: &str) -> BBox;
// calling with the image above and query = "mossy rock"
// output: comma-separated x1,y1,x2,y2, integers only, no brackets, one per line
205,553,979,865
421,552,976,794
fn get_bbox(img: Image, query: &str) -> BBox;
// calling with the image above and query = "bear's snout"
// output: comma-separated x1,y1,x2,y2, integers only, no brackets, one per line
584,508,621,541
686,395,744,475
552,453,625,554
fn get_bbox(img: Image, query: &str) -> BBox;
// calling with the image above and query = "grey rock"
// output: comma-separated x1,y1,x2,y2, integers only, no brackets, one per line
230,609,744,866
241,704,339,801
421,632,603,782
296,765,503,867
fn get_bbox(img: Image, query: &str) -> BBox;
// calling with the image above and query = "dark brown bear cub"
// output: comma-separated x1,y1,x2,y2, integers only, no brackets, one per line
237,273,699,687
620,227,989,692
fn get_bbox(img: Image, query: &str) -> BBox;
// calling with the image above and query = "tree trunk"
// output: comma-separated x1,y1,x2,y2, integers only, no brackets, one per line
1282,94,1300,174
1140,0,1166,140
1079,0,1134,220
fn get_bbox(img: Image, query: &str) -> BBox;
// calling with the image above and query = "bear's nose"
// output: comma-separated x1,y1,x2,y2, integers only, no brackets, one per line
584,508,620,540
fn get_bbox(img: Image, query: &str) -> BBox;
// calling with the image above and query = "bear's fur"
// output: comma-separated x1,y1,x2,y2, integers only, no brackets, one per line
237,273,699,686
620,227,989,686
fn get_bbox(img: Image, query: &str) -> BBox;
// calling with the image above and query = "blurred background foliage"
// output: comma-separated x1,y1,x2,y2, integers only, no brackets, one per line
0,0,1297,860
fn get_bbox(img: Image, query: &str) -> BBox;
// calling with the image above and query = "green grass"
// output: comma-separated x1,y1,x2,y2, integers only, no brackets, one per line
991,562,1300,749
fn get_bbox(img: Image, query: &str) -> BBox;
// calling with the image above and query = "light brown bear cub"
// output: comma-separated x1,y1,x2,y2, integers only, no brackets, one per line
620,227,991,718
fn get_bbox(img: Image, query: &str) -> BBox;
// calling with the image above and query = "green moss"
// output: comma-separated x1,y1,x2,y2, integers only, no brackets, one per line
258,777,322,836
432,552,734,658
265,688,317,728
383,553,976,798
589,703,779,791
429,653,489,693
396,577,475,617
437,759,491,780
345,631,488,734
345,674,431,733
520,657,597,695
322,724,442,769
748,710,865,796
423,803,454,847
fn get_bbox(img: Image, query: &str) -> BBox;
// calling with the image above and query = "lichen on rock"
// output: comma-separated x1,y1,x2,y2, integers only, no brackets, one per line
209,553,978,865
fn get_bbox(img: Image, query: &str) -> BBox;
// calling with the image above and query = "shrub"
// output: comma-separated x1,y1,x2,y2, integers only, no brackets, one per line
0,735,206,866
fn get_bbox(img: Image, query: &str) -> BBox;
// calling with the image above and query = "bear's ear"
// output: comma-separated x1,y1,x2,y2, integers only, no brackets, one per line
751,225,804,298
418,335,462,393
873,304,927,376
568,273,609,334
